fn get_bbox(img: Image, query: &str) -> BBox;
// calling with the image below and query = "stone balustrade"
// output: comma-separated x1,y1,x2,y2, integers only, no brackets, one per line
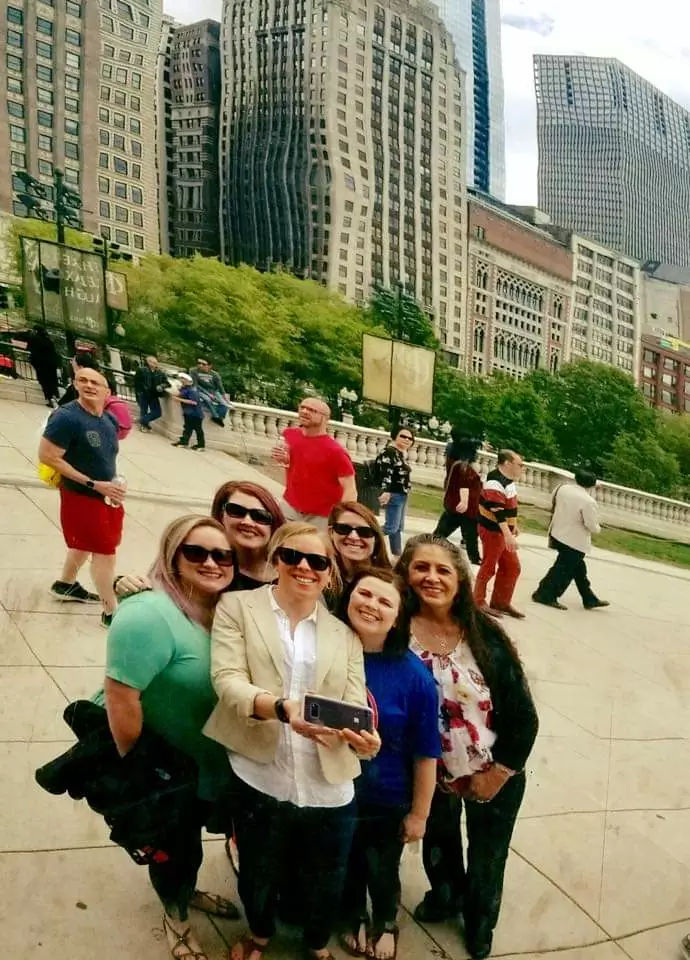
155,398,690,542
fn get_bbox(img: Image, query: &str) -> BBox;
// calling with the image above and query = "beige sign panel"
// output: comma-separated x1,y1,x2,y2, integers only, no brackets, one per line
105,270,129,311
362,334,436,414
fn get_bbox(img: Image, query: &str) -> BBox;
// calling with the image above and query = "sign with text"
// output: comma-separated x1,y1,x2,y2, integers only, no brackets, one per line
21,238,107,337
105,269,129,311
362,334,436,414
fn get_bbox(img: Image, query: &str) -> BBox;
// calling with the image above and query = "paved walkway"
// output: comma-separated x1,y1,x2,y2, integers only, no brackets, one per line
0,398,689,960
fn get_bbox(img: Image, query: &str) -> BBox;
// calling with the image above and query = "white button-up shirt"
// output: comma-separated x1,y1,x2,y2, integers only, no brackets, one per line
229,588,354,808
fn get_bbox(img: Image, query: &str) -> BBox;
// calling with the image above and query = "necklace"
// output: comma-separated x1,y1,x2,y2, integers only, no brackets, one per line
412,616,461,654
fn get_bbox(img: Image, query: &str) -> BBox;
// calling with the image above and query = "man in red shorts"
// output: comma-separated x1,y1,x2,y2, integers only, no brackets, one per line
272,396,357,528
39,367,127,628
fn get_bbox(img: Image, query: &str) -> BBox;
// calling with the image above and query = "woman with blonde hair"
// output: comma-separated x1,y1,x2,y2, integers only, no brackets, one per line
204,521,381,960
97,514,240,960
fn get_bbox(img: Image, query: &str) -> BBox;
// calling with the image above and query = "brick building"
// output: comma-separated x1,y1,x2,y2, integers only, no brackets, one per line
467,190,573,377
639,334,690,414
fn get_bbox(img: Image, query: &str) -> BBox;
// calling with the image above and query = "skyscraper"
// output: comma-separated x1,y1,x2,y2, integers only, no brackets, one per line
535,55,690,268
431,0,505,197
220,0,468,363
1,0,164,255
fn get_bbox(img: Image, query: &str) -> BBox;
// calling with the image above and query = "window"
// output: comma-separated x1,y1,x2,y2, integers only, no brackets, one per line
8,101,24,118
36,40,53,59
99,152,109,168
130,95,140,111
131,163,141,179
65,74,79,92
7,53,23,71
65,28,80,46
115,229,129,245
65,96,79,113
131,141,142,158
98,177,109,193
131,72,141,89
120,23,134,40
134,235,144,251
37,87,53,104
132,211,143,227
103,44,114,59
113,112,125,129
10,125,26,143
100,225,112,240
100,85,111,101
102,64,112,79
113,157,128,174
38,134,53,151
99,130,110,145
99,201,110,217
65,118,79,136
114,182,127,199
7,6,23,24
131,186,143,205
38,159,53,177
113,134,125,150
99,107,110,122
66,0,82,15
130,118,141,135
116,68,127,83
114,90,126,105
64,141,79,159
102,14,114,32
37,17,53,35
65,52,80,69
37,111,53,128
64,167,79,185
115,206,128,223
10,151,26,168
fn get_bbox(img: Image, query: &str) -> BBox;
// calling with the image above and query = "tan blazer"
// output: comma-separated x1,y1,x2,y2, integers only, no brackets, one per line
203,585,366,785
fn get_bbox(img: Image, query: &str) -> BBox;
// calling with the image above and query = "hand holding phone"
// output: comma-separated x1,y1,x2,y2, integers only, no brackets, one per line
303,695,374,734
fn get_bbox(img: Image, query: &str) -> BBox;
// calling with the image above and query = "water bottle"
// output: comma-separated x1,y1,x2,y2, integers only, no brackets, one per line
105,474,127,508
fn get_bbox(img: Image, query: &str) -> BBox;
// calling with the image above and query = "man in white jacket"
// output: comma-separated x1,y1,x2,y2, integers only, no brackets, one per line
532,468,609,611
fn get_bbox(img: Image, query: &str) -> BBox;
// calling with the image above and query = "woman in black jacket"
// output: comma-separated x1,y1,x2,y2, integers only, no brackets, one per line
396,534,538,960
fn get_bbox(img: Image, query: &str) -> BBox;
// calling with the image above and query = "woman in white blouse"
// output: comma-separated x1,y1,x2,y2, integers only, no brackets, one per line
204,521,380,960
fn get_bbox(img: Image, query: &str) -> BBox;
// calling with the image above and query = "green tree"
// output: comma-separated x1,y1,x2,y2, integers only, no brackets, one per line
367,286,439,348
8,216,95,274
656,411,690,499
484,381,558,463
602,432,682,497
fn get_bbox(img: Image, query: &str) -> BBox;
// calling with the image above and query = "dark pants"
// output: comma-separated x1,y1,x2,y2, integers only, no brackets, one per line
434,511,481,564
534,537,598,605
178,416,205,449
421,774,525,934
341,803,407,931
148,801,208,922
138,393,162,427
35,364,59,403
230,771,356,951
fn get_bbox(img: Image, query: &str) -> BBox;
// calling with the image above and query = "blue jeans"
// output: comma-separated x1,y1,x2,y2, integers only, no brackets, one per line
199,391,228,422
383,492,407,556
137,393,162,426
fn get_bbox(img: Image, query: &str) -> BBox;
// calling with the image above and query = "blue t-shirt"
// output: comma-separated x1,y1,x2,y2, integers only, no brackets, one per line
179,384,203,420
357,649,441,808
43,400,119,498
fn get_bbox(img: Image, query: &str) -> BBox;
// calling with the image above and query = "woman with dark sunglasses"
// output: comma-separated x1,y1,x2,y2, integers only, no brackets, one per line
204,521,380,960
95,515,240,960
326,502,391,607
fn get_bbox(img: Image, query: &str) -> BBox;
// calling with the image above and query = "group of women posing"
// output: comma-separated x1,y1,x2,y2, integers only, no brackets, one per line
101,479,538,960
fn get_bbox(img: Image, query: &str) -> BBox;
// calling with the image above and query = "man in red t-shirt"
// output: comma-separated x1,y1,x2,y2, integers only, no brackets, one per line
272,397,357,527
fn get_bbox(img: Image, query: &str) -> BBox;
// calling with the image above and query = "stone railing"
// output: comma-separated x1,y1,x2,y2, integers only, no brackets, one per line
156,398,690,542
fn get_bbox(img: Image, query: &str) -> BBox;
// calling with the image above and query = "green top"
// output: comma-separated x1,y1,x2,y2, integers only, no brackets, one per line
92,590,229,802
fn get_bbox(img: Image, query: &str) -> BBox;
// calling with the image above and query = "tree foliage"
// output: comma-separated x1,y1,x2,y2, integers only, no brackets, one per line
603,432,682,497
366,286,439,348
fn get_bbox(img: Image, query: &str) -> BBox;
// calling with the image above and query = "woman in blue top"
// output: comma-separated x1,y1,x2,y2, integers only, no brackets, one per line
337,568,441,960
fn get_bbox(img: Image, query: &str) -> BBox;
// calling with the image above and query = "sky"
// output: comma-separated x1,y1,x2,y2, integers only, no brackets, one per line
164,0,690,204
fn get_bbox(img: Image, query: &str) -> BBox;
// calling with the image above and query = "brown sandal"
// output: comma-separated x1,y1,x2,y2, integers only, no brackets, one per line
162,914,208,960
189,890,240,919
231,933,269,960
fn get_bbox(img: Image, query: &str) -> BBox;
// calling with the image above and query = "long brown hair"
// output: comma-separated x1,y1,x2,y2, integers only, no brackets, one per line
395,533,522,682
336,567,408,657
211,480,285,534
327,501,392,578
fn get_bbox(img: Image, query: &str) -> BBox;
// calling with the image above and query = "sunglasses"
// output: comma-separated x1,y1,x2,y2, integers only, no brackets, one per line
332,522,377,540
276,546,331,572
223,502,274,526
398,434,414,441
179,544,234,567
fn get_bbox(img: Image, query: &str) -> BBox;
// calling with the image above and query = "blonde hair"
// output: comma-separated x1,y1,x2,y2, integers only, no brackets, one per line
268,521,342,595
149,514,231,623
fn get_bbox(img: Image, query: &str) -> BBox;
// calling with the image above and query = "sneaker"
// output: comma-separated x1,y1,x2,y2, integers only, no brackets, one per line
101,612,114,629
51,580,100,604
139,423,151,433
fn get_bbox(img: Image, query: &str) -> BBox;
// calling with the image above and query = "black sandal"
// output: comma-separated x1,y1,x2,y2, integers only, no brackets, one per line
366,923,399,960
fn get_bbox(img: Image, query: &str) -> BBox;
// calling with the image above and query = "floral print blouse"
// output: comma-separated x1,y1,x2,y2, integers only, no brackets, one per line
375,445,412,495
411,635,496,785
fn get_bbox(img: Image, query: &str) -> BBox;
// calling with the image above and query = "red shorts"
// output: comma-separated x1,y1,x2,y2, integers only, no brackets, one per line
59,486,124,556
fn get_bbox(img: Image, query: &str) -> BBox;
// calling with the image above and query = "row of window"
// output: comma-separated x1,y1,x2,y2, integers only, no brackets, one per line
8,106,80,138
99,224,145,249
9,126,80,159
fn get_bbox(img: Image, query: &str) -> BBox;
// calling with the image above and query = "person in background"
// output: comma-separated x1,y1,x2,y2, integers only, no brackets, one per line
104,372,133,442
397,534,538,960
377,427,414,560
204,522,380,960
434,437,482,564
172,372,206,451
13,325,61,407
190,358,231,427
96,514,240,960
338,568,440,960
39,368,127,628
272,397,357,528
58,349,100,407
474,450,525,619
532,468,610,611
133,355,170,433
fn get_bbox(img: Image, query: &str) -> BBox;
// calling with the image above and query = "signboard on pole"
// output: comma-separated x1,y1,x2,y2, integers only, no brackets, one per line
105,269,129,311
21,237,108,337
362,333,436,415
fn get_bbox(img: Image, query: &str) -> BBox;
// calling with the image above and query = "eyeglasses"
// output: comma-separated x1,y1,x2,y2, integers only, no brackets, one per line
179,544,234,567
223,502,274,526
275,546,331,572
332,522,376,540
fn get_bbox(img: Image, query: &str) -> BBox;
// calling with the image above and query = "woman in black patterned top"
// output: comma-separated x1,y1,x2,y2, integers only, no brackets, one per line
377,428,414,559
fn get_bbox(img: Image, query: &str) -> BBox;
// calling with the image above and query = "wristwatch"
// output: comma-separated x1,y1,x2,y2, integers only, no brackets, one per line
85,480,95,490
274,698,290,723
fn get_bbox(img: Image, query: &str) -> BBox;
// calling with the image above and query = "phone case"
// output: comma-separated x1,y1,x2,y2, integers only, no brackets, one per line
303,695,374,733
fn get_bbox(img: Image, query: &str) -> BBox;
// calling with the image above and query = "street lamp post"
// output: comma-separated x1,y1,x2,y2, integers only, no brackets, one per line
338,386,359,424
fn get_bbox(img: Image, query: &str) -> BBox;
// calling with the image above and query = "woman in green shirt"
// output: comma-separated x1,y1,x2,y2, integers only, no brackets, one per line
100,513,238,960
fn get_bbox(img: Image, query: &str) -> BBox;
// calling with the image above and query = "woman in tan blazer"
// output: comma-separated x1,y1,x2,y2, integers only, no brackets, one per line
204,521,379,960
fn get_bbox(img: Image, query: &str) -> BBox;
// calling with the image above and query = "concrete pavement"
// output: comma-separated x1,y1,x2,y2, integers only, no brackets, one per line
0,397,689,960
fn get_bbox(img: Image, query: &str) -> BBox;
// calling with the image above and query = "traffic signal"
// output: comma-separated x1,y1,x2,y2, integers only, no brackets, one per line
57,183,82,230
13,171,51,221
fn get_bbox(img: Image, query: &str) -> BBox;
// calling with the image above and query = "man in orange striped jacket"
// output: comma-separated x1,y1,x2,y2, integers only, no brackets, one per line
474,449,525,619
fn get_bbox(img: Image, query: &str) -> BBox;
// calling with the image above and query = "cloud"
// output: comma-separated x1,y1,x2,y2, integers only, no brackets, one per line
164,0,221,22
501,13,555,37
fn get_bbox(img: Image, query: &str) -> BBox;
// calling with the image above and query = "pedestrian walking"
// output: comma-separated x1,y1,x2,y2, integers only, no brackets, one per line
434,436,482,564
532,468,610,611
38,367,127,628
14,326,61,406
377,427,414,560
272,396,357,528
190,358,231,426
474,450,525,619
171,372,206,450
133,355,170,432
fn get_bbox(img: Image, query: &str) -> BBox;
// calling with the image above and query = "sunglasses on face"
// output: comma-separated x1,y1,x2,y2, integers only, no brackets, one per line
276,546,331,572
179,544,234,567
332,522,376,540
398,434,414,442
223,502,274,526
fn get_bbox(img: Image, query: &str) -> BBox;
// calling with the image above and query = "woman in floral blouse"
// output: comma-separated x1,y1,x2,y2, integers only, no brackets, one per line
396,533,538,960
376,427,414,559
